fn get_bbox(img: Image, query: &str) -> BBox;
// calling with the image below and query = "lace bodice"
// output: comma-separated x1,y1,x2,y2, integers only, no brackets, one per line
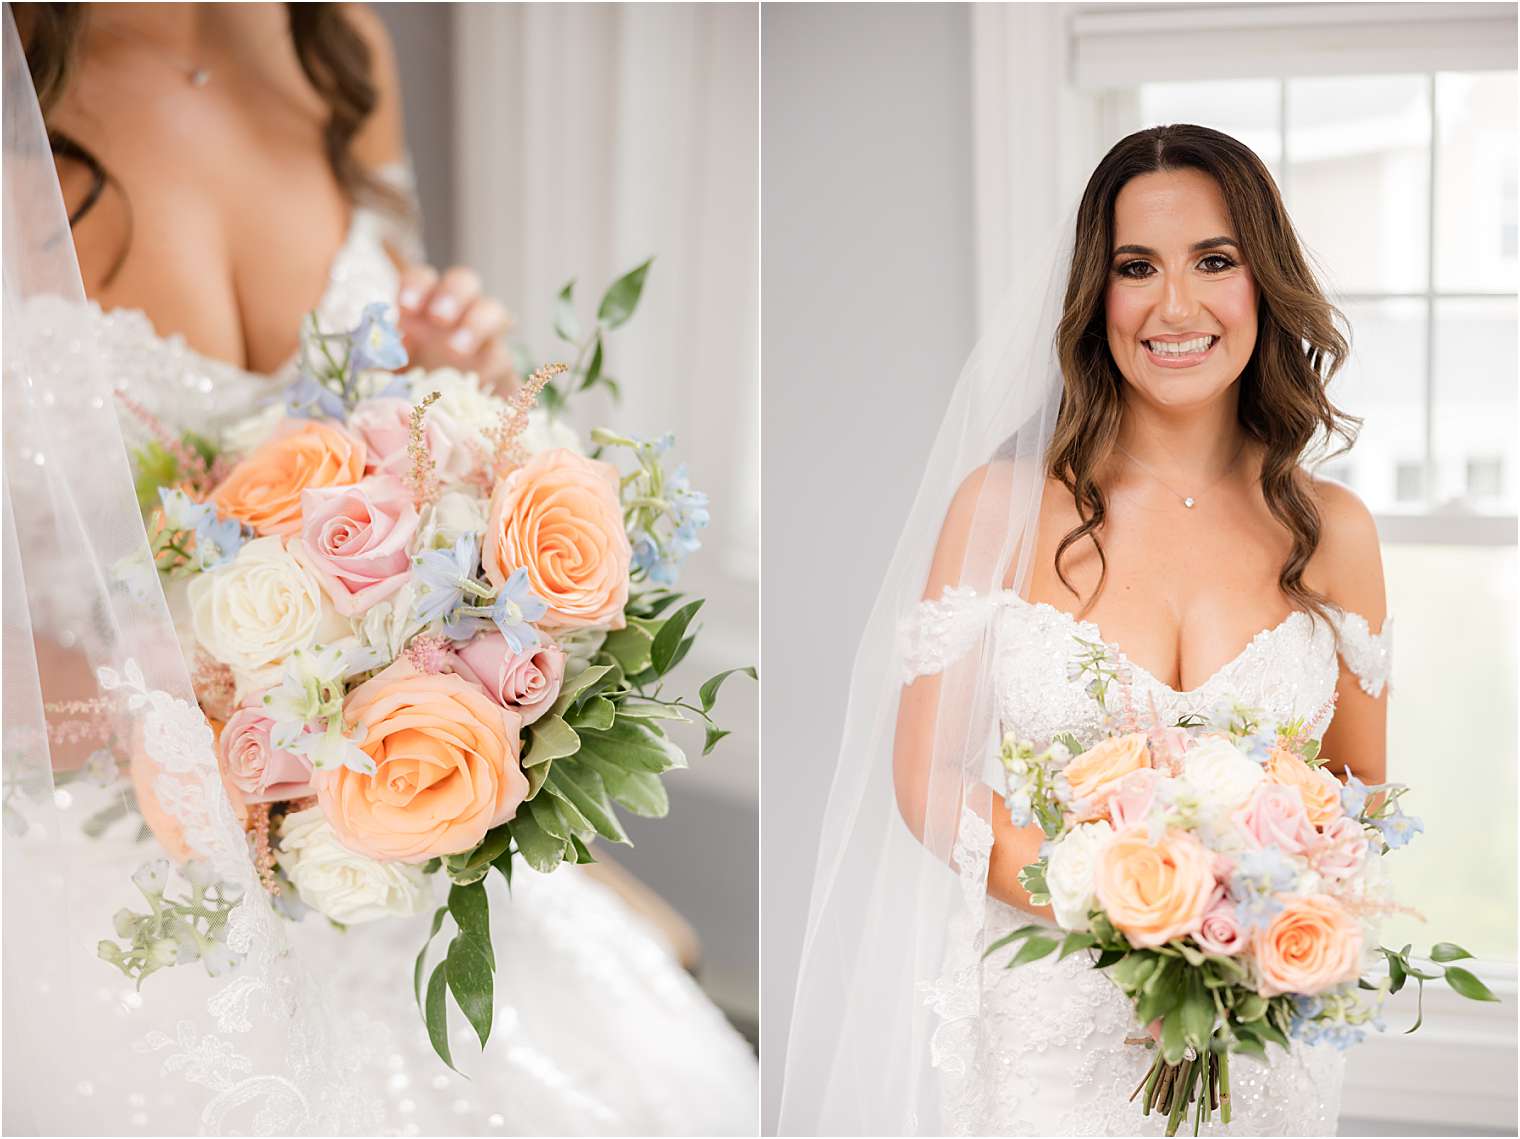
899,587,1392,1135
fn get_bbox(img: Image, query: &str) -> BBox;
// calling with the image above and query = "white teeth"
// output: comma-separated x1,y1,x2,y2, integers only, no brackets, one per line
1146,336,1215,356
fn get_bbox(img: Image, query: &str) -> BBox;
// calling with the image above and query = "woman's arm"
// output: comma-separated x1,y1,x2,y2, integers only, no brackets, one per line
1309,478,1389,786
892,465,1054,918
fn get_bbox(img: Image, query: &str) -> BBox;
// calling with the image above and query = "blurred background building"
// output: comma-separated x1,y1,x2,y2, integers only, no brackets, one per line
763,3,1515,1133
378,3,758,1045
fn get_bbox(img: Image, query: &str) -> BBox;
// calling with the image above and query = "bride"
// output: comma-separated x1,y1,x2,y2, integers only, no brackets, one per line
778,125,1390,1135
3,4,756,1135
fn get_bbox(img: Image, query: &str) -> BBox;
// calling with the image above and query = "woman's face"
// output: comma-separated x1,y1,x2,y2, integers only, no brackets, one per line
1104,167,1258,413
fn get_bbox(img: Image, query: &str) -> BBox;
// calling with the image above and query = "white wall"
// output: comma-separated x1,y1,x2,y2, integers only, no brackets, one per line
760,4,977,1130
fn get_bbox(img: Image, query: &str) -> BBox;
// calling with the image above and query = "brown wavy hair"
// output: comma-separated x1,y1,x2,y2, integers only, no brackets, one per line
14,3,404,285
1048,123,1359,623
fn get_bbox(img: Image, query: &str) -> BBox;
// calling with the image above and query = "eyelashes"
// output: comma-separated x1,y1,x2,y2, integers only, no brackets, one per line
1113,253,1239,280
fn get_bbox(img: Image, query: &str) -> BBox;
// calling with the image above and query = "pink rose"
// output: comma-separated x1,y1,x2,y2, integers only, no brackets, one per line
1234,783,1318,856
348,398,470,483
217,704,314,803
1106,768,1158,830
1193,886,1248,957
453,633,566,726
1315,816,1370,881
291,476,420,616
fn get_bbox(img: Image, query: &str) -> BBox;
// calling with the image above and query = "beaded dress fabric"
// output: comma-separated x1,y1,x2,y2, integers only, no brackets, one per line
9,204,758,1136
900,587,1391,1136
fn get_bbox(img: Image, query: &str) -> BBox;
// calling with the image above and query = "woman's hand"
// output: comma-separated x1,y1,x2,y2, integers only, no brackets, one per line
396,264,519,396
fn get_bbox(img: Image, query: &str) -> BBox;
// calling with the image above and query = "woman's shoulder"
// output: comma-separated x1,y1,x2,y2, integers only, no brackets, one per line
1302,471,1387,622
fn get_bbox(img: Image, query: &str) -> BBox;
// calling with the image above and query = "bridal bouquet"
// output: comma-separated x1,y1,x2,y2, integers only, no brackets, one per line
106,263,751,1069
987,635,1496,1136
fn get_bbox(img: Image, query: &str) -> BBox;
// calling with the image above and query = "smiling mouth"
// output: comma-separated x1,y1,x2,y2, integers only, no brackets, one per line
1144,335,1217,357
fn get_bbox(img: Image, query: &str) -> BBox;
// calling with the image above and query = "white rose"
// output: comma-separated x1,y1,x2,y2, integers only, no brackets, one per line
188,536,350,696
220,403,287,455
520,408,583,456
351,580,425,669
1183,736,1265,821
406,367,505,451
416,491,489,552
276,808,433,925
555,626,609,676
1045,820,1114,931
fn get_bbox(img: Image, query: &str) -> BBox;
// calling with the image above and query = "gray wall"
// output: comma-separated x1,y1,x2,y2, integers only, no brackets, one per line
760,4,977,1130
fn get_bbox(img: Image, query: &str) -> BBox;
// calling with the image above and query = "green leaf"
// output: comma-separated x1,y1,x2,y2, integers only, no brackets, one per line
1093,948,1125,968
650,600,703,676
1443,966,1500,1002
569,835,597,863
447,882,493,971
528,793,571,840
600,625,655,675
1007,934,1061,968
1386,950,1408,995
596,258,653,328
579,334,604,392
1254,1015,1290,1050
1430,942,1474,964
414,905,449,1012
982,924,1045,960
567,696,616,732
424,961,457,1072
491,843,514,889
627,591,685,620
509,810,568,872
523,714,580,767
1057,931,1097,961
1405,977,1427,1033
546,764,629,844
1111,952,1157,991
554,279,581,343
577,721,681,774
702,726,730,756
579,757,669,818
1234,993,1267,1023
1180,979,1215,1051
1233,1034,1266,1059
445,825,513,882
551,665,616,717
446,934,494,1050
698,667,757,714
1160,1009,1188,1065
524,758,551,801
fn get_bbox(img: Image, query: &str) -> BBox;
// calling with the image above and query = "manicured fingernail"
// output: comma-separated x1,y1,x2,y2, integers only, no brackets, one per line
448,329,476,354
399,287,422,310
430,296,460,321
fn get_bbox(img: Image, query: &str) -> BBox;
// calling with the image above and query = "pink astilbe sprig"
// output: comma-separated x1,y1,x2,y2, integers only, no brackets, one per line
114,390,215,494
1144,691,1190,777
403,634,454,675
484,362,568,481
246,803,280,896
404,391,444,507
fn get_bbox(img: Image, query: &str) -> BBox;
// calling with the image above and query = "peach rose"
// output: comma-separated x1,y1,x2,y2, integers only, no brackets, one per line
1254,894,1364,996
132,716,247,864
453,632,566,726
211,420,366,536
483,448,630,630
1234,783,1318,856
1266,747,1342,828
315,660,527,862
1093,826,1216,949
1066,733,1152,810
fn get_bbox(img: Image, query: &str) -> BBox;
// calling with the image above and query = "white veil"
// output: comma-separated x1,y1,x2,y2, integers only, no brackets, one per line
776,206,1078,1133
2,10,385,1133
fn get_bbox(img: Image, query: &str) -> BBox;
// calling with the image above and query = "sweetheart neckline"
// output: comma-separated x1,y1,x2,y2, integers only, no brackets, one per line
996,589,1316,698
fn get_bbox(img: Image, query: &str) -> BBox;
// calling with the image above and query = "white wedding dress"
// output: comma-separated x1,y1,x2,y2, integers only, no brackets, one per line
900,586,1392,1136
6,202,758,1137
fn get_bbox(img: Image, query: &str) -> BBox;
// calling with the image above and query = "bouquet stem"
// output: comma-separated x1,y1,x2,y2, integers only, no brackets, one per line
1134,1048,1226,1137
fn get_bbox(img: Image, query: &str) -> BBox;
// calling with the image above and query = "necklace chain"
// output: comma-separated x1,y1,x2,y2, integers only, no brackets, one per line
95,23,214,88
1117,439,1246,509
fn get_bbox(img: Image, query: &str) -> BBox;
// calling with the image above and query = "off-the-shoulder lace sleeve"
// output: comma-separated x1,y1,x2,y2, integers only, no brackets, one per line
1331,611,1393,697
898,586,1001,683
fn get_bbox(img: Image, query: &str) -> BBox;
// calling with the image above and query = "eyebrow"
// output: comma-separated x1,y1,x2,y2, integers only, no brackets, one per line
1112,236,1241,258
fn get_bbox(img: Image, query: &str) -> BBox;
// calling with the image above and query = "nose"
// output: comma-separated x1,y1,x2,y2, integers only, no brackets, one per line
1159,271,1195,324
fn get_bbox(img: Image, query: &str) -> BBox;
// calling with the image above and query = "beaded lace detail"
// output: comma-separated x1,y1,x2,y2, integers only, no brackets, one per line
900,587,1388,1134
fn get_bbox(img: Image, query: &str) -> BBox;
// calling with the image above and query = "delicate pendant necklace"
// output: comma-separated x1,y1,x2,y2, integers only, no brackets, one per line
96,24,214,88
1117,439,1246,509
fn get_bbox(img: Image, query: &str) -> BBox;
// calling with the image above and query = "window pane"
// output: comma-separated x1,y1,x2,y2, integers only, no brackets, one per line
1433,297,1518,512
1318,299,1427,513
1378,543,1517,963
1137,80,1283,181
1435,72,1519,293
1286,75,1431,294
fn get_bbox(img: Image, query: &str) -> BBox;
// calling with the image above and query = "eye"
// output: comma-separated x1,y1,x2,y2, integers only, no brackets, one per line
1199,253,1237,273
1114,260,1154,280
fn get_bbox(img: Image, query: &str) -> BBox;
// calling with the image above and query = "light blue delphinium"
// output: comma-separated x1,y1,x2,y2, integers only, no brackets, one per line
413,534,485,628
285,370,349,421
487,568,549,653
1339,767,1372,817
192,513,245,571
158,487,211,531
1371,806,1424,850
349,302,409,374
1228,847,1298,931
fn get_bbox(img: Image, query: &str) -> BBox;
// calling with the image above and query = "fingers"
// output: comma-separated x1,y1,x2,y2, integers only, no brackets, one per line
447,297,512,356
397,264,438,315
426,266,481,325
